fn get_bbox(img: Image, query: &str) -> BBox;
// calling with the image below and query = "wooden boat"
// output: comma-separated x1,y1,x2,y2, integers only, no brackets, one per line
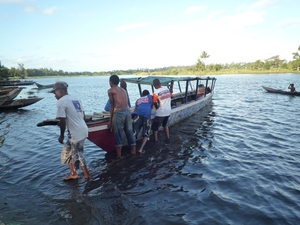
37,76,216,152
35,82,54,89
262,86,300,96
0,87,18,95
0,79,35,86
0,97,43,111
0,88,23,105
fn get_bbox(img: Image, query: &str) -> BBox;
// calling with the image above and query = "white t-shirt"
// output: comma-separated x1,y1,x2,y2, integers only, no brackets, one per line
154,86,171,117
56,95,88,142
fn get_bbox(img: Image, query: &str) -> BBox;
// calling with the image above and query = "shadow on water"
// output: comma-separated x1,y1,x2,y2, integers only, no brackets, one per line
73,102,216,225
85,102,215,192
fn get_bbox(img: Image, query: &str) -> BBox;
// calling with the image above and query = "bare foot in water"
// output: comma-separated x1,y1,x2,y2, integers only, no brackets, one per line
131,145,136,155
63,173,78,181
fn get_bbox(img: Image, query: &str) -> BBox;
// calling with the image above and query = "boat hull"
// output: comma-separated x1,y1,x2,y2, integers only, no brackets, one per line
87,119,115,152
168,94,212,126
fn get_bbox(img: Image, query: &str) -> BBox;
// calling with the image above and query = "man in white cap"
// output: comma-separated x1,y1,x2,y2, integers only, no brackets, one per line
50,81,90,181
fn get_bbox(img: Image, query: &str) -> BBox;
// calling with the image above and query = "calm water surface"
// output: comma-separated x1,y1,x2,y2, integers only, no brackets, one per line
0,74,300,225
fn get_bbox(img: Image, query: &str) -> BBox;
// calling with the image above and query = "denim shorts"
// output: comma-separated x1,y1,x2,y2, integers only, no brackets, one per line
113,109,136,147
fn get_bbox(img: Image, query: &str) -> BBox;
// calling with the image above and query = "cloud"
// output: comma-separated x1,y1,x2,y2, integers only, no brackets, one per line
184,5,207,14
22,5,56,15
43,6,55,15
220,10,265,30
23,6,34,12
278,18,300,28
238,0,277,12
0,0,23,3
249,0,277,10
115,22,151,32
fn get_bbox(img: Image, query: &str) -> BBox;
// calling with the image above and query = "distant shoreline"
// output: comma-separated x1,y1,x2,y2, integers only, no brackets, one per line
4,70,300,80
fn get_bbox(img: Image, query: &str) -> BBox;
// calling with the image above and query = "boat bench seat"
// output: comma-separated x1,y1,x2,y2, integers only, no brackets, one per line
171,90,197,106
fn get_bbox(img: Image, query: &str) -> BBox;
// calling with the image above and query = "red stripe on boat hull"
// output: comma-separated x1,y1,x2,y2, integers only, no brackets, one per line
87,120,115,152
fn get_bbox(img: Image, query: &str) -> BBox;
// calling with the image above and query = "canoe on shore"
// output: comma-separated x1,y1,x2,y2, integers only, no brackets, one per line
0,80,35,86
0,97,43,111
0,88,23,106
262,86,300,96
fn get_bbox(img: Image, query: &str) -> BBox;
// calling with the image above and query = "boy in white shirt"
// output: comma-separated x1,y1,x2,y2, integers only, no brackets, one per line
151,78,173,144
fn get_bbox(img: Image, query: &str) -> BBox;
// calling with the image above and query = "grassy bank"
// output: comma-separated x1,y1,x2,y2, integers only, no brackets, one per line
134,68,300,76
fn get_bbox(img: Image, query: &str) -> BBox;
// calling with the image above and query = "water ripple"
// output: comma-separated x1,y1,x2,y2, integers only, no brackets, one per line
1,75,300,224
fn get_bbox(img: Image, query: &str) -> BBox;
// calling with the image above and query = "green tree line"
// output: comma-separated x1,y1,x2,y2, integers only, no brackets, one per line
1,46,300,79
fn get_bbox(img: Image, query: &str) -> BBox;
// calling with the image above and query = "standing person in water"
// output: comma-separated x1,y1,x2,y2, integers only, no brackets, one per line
132,89,156,153
107,75,136,158
151,78,173,144
50,81,90,181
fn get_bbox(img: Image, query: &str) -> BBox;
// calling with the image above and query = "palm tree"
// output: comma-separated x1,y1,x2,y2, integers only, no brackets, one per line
195,58,205,71
292,46,300,59
292,46,300,71
200,51,210,69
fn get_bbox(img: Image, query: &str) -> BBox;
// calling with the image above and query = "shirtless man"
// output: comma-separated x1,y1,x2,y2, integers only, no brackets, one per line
288,83,296,92
107,75,136,158
104,80,131,111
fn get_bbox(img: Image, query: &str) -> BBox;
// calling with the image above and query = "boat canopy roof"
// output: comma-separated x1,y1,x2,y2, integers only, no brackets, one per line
121,76,216,86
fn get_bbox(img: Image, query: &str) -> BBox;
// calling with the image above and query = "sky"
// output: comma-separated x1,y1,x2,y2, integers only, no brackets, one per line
0,0,299,72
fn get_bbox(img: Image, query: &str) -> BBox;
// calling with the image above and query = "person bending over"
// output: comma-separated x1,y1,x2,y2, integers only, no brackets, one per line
132,89,156,153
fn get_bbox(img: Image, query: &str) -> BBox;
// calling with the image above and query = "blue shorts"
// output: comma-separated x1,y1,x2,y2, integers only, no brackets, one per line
132,115,151,138
113,109,136,147
61,136,87,170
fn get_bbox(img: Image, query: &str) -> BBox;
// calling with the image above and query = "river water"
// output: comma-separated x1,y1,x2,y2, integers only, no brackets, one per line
0,74,300,225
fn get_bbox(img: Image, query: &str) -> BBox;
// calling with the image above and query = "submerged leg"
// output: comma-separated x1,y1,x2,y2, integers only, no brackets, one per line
64,163,78,180
116,146,122,158
138,137,148,153
81,166,90,179
131,145,136,155
153,131,158,142
164,126,170,143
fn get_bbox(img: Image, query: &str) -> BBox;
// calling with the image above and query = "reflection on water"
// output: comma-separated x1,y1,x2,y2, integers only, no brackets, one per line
1,74,300,224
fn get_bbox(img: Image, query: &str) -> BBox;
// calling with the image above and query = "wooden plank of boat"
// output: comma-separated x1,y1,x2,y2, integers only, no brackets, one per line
37,76,217,152
262,86,300,96
0,87,18,95
0,88,23,105
0,80,35,86
35,82,54,89
0,97,43,110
